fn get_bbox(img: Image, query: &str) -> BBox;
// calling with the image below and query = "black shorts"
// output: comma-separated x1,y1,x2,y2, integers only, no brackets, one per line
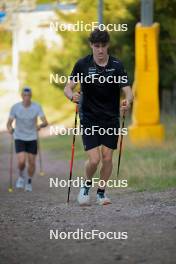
15,140,38,155
81,121,120,151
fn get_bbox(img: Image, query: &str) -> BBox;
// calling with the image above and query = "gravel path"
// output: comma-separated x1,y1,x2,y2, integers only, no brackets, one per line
0,133,176,264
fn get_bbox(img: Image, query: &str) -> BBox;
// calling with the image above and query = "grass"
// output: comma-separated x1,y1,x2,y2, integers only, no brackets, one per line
118,143,176,191
41,115,176,192
41,134,85,160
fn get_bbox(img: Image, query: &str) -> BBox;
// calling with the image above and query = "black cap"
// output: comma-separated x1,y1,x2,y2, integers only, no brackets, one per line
22,87,32,93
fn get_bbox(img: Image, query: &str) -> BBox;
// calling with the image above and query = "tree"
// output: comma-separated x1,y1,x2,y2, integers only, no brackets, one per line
155,0,176,90
52,0,138,87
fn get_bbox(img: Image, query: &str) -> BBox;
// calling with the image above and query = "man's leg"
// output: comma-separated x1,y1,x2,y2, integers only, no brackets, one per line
96,145,114,205
85,147,101,181
24,140,37,191
77,147,100,205
25,153,36,192
16,152,26,188
27,153,36,178
100,145,114,186
17,152,26,173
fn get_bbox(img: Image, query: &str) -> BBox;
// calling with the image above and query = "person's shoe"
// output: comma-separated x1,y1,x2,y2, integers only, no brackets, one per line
77,186,90,206
25,182,32,192
96,192,112,205
15,177,25,189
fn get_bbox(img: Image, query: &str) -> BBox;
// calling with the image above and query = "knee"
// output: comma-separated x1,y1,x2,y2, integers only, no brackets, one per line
18,159,25,169
89,157,100,168
102,155,113,165
28,160,35,170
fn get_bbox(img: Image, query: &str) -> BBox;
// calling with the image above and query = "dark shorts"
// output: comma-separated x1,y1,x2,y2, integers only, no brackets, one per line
81,121,120,151
15,140,38,155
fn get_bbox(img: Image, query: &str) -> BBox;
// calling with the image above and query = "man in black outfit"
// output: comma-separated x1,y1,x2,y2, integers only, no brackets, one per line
64,28,133,205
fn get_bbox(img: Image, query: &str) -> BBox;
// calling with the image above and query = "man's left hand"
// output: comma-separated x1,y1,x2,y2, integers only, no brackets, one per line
120,99,131,112
37,125,41,131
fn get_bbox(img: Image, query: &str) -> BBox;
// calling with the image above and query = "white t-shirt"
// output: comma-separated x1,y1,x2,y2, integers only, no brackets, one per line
10,102,45,141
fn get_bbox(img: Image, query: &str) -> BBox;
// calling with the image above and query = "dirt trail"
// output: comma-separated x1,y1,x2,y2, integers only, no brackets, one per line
0,132,176,264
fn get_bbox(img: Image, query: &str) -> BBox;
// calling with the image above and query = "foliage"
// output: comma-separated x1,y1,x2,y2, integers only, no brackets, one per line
20,40,75,124
36,0,57,4
53,0,176,89
20,42,62,108
0,30,12,50
20,0,176,118
53,0,138,85
155,0,176,89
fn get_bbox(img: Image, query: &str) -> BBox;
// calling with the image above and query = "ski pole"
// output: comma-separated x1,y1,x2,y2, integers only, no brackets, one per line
8,133,14,192
67,104,79,203
38,132,44,176
117,101,127,178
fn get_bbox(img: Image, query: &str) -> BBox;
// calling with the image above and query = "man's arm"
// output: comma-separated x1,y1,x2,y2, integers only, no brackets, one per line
37,116,48,131
64,80,80,103
7,117,14,134
121,85,133,111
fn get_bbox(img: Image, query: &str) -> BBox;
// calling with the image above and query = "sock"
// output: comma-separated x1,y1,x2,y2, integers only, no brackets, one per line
19,168,25,178
97,188,105,194
28,178,32,184
84,180,92,187
82,180,92,195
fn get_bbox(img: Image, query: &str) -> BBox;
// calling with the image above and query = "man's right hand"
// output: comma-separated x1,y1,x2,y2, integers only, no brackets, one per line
8,127,14,134
72,92,80,103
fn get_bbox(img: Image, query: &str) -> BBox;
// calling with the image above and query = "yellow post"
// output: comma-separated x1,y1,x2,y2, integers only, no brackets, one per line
129,23,165,145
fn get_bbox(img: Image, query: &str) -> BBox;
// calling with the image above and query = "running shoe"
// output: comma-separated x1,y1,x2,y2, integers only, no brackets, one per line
25,182,32,192
96,192,112,205
15,177,25,189
77,186,90,205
